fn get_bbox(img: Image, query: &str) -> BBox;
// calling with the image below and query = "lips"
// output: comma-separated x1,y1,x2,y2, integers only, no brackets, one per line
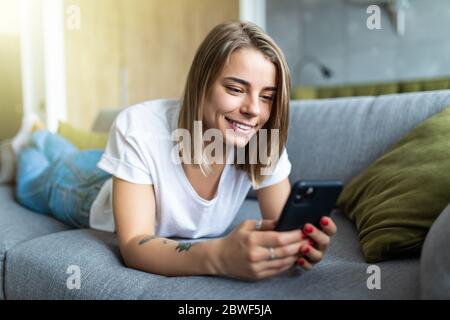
225,116,256,135
224,117,256,128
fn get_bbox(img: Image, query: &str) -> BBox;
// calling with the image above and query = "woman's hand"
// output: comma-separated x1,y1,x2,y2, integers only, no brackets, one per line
296,216,337,270
211,219,310,281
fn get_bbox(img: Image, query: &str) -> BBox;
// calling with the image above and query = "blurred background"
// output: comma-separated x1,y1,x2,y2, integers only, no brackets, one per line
1,0,449,140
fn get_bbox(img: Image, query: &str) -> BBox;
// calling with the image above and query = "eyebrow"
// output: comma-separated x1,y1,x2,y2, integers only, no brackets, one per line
224,77,277,92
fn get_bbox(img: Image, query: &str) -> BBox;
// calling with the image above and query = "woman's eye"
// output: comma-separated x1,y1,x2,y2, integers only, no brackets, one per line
262,95,275,101
227,86,243,94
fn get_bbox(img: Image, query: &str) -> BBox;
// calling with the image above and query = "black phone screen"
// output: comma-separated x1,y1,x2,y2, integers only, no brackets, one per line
274,180,343,232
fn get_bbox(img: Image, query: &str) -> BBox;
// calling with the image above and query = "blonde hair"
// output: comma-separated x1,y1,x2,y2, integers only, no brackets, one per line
177,20,291,188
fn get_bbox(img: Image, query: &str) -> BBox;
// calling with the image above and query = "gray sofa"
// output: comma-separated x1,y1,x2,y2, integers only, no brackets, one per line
2,90,450,300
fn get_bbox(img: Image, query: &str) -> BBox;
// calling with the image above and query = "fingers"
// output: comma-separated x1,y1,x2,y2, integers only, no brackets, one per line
271,239,308,260
254,255,298,273
318,216,337,236
252,229,303,248
256,260,297,279
246,250,302,280
237,217,338,280
303,223,331,252
258,254,314,277
249,239,309,262
299,243,323,264
296,257,313,271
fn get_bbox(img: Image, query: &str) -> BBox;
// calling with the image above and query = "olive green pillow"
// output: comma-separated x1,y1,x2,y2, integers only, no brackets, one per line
57,121,109,150
337,105,450,263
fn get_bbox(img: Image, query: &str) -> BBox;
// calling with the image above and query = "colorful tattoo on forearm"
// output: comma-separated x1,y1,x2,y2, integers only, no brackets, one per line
175,242,194,252
138,235,190,251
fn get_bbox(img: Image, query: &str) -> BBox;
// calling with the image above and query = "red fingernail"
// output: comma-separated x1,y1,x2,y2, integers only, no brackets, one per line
302,246,310,254
297,258,305,266
305,225,314,234
308,239,315,246
300,231,306,240
320,217,329,226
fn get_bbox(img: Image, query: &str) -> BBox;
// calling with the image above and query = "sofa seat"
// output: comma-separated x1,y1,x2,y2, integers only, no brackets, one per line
0,185,72,300
4,199,419,300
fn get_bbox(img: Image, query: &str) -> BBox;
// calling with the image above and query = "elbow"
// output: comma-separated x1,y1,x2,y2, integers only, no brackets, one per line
120,250,149,273
119,245,137,269
118,243,171,277
118,241,144,271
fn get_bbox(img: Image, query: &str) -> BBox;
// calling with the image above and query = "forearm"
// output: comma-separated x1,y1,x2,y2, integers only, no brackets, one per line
121,235,222,277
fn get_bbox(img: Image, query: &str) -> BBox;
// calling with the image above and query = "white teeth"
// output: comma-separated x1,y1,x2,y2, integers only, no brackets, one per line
234,121,250,130
228,119,251,131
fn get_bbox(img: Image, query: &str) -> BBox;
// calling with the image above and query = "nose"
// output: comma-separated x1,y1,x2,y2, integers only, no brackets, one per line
241,93,261,117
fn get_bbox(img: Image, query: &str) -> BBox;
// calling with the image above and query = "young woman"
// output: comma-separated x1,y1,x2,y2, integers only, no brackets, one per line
2,20,337,281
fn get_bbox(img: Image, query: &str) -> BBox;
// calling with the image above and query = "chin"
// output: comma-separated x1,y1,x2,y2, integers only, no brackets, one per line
223,130,256,149
224,137,248,149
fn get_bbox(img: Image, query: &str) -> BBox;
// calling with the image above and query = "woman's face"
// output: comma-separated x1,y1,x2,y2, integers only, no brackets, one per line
203,48,277,149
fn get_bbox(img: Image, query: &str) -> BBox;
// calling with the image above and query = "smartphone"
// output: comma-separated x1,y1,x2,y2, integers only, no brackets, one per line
274,180,343,232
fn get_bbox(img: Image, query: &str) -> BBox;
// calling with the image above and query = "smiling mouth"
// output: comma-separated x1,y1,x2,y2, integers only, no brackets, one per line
225,117,256,134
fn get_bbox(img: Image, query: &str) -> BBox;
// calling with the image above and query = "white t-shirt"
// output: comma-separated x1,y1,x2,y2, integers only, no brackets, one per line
91,99,292,238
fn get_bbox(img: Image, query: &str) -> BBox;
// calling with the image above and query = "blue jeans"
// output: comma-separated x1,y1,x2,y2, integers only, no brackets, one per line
16,131,111,228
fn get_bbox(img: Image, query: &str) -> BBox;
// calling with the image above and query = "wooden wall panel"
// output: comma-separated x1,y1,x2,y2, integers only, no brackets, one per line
65,0,239,130
0,0,22,140
64,0,123,130
0,35,22,140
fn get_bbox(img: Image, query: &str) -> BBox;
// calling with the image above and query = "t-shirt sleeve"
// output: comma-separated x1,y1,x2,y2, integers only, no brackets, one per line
97,113,153,185
253,148,292,190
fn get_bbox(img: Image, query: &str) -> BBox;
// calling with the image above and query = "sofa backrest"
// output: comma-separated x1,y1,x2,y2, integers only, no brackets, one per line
287,90,450,185
92,90,450,187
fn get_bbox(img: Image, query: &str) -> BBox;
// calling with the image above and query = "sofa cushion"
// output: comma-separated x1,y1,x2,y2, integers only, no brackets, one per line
5,199,419,300
420,204,450,299
0,185,72,300
57,121,109,150
336,104,450,263
92,108,126,133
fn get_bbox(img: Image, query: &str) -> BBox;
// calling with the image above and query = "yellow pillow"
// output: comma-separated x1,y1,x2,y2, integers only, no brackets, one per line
57,121,109,150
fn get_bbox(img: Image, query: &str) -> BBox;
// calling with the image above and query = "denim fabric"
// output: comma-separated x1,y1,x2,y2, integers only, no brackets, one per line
15,131,111,228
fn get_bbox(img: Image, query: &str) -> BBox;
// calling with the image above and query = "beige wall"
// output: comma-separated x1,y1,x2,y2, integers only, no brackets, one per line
65,0,239,130
64,0,122,131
